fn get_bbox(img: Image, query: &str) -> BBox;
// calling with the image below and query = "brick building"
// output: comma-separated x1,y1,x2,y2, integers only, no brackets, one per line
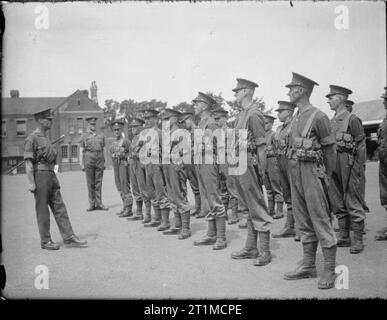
1,83,114,174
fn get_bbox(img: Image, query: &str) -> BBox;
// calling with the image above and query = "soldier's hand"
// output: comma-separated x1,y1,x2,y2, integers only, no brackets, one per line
28,183,36,193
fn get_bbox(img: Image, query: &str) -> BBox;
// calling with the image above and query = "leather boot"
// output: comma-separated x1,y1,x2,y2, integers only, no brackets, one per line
253,231,271,266
116,208,125,216
144,206,162,227
142,203,152,224
163,210,182,235
194,220,217,246
350,220,365,254
213,216,227,250
318,246,337,289
273,201,284,219
231,219,259,259
178,211,191,240
375,226,387,241
119,205,133,218
268,199,275,216
273,209,296,238
337,216,351,247
284,242,318,280
157,208,170,231
193,193,201,216
228,205,239,225
136,200,143,216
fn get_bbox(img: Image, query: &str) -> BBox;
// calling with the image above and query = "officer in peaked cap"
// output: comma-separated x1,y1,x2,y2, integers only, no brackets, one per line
375,87,387,241
232,78,259,92
24,107,87,250
109,118,133,218
161,108,182,120
325,85,353,98
192,92,217,112
128,117,145,127
345,100,354,113
263,113,284,220
80,115,109,211
284,72,338,289
143,108,160,121
272,101,300,240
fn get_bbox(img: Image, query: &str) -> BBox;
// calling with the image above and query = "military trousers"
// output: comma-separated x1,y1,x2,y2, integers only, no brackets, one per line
380,159,387,208
234,164,273,232
264,157,284,203
196,163,225,220
84,151,105,208
145,163,169,210
328,152,366,223
34,170,74,243
195,165,211,215
289,159,337,247
277,155,292,207
112,159,133,210
183,164,201,212
164,164,191,214
129,159,149,206
219,163,239,212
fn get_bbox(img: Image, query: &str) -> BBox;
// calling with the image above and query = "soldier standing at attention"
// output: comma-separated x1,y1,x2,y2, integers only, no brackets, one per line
272,101,300,240
193,92,227,250
283,73,337,289
109,119,133,218
263,114,284,219
24,108,88,250
141,109,170,231
375,87,387,241
230,78,273,266
327,85,366,254
127,118,147,221
80,117,108,211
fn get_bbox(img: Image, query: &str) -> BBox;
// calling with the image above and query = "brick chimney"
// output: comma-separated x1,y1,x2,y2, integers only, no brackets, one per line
90,81,98,104
10,90,19,98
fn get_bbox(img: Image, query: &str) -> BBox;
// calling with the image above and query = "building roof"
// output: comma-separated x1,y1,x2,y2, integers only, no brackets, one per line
352,99,385,126
2,97,66,115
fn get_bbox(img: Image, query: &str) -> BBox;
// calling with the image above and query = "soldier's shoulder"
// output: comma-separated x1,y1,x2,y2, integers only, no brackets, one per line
311,107,329,122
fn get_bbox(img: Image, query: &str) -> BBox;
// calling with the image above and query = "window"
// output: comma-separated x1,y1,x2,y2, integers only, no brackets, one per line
77,118,84,134
71,145,79,162
68,118,75,134
16,119,27,136
61,145,69,162
8,159,17,167
2,120,6,137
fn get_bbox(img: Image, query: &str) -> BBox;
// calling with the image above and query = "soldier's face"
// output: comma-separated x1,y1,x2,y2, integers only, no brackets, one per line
277,110,289,123
40,118,52,129
234,88,245,104
287,86,303,104
218,116,227,127
89,123,96,131
184,118,192,129
194,101,207,115
327,94,344,111
113,128,122,138
264,120,273,132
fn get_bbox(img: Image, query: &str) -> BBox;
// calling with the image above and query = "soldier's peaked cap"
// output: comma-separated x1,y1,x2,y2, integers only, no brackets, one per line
110,118,125,129
345,100,354,106
285,72,319,89
179,111,195,122
192,92,217,107
86,117,98,124
325,85,352,98
142,109,160,119
128,118,145,127
263,114,276,122
34,108,54,120
161,108,182,120
232,78,259,92
211,107,228,117
275,101,296,112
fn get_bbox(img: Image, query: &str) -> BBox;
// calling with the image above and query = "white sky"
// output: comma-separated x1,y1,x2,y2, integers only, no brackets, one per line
2,1,386,117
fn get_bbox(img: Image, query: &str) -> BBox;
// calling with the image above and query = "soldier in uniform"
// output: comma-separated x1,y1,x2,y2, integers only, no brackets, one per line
272,101,300,240
263,114,284,219
141,109,170,231
192,92,227,250
24,108,88,250
80,117,108,211
212,107,240,224
230,78,273,267
109,119,133,218
327,85,366,254
127,118,148,221
375,87,387,241
283,73,337,289
178,111,202,217
161,109,192,239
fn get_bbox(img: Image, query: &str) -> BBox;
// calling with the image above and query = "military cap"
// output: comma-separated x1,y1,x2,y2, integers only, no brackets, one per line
142,109,160,119
325,85,352,98
192,92,217,107
381,87,387,99
263,114,276,123
110,118,125,130
86,117,98,125
285,72,319,90
161,108,182,120
275,101,296,112
232,78,259,92
128,117,145,127
179,111,195,122
345,100,354,107
211,107,228,118
33,108,54,120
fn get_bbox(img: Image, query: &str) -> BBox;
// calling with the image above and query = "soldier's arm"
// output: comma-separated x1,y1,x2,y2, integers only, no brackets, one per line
315,115,336,176
349,116,366,165
249,114,267,174
24,136,36,193
79,134,85,169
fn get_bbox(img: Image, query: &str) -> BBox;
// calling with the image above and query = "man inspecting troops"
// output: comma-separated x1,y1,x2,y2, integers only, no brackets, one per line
109,118,133,218
283,73,338,289
80,117,109,211
375,87,387,241
272,101,300,240
327,85,367,254
263,114,284,219
230,78,273,266
24,108,88,250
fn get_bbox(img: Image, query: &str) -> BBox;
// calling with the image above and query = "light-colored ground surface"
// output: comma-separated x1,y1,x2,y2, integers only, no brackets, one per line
1,162,386,299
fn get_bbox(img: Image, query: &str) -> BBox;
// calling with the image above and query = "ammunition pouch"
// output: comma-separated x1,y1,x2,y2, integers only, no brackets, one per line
336,132,355,153
266,145,276,158
294,137,322,162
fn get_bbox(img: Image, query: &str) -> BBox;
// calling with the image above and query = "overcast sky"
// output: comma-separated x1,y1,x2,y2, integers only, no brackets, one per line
2,1,386,117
